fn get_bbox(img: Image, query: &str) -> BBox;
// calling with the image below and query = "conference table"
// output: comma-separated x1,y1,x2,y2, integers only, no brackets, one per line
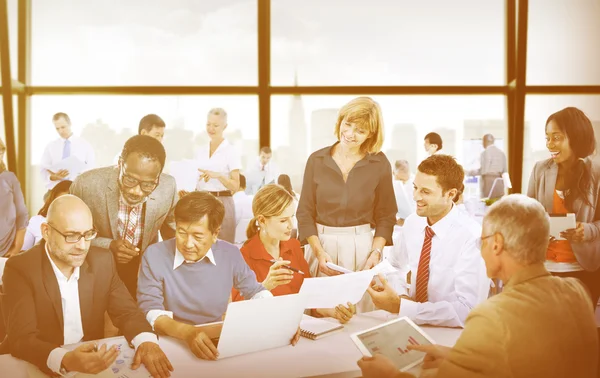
0,311,462,378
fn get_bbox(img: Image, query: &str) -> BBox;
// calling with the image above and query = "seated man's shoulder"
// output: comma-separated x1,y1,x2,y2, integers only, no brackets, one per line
213,240,243,262
464,296,505,327
84,246,115,268
6,246,44,272
144,239,176,261
214,239,241,253
403,213,420,228
453,211,482,240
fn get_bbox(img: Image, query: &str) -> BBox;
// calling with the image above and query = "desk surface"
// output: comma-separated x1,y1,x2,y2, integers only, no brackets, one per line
0,311,462,378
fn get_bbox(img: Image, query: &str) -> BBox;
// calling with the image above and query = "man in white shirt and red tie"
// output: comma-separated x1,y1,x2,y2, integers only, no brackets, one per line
367,154,488,328
40,112,95,198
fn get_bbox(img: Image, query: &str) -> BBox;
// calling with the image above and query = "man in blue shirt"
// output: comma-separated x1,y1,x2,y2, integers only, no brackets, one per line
137,191,290,361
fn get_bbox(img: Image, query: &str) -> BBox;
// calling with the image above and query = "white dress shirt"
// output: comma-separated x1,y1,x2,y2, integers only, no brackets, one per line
233,191,254,244
393,175,416,220
195,139,242,192
22,215,45,251
40,135,95,190
388,205,489,328
44,247,157,375
245,158,280,195
146,247,272,329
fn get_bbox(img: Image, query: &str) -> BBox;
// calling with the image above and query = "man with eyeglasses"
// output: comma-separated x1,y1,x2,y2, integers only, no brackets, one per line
2,195,174,378
357,194,598,378
366,154,489,328
70,135,177,297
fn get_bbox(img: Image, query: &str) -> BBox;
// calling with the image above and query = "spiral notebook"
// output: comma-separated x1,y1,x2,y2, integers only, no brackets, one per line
300,314,344,340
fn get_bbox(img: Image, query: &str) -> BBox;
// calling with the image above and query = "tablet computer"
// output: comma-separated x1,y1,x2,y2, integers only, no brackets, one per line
350,316,435,372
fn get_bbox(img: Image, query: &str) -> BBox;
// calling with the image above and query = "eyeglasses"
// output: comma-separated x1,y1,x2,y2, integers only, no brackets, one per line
47,223,97,243
119,164,160,192
476,234,495,249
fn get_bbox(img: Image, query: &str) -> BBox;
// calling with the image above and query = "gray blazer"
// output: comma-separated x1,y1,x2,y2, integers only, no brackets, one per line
70,166,178,252
527,158,600,271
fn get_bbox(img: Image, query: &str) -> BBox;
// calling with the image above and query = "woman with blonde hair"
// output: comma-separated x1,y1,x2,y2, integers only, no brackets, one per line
297,96,397,312
0,137,28,257
232,184,355,323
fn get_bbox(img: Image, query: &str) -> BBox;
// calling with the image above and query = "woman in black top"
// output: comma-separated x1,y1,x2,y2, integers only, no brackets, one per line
297,97,397,311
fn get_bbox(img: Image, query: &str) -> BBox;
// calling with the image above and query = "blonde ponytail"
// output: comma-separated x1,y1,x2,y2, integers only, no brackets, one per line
246,216,260,240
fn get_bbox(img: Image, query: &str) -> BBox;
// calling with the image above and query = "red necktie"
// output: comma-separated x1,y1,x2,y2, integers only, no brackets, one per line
415,226,435,303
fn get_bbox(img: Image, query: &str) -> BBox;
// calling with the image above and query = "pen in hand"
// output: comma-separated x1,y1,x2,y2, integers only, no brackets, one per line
269,259,305,275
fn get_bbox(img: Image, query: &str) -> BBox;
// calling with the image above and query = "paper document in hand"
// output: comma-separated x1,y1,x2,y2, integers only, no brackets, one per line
549,213,576,240
51,156,87,179
169,160,201,192
370,259,397,275
325,262,354,274
62,337,152,378
299,270,374,308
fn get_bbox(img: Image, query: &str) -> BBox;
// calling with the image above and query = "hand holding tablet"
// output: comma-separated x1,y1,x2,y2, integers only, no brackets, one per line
351,317,435,372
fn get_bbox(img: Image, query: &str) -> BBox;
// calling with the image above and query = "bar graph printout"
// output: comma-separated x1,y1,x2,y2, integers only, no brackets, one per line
352,317,434,372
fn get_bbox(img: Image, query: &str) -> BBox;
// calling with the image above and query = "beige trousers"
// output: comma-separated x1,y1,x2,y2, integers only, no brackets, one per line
304,223,374,313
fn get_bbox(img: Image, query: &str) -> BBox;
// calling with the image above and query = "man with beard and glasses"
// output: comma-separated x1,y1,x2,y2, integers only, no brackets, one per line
70,135,178,297
1,195,173,378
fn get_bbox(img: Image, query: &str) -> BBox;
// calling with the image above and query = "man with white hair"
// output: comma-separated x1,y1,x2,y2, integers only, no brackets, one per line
358,194,598,378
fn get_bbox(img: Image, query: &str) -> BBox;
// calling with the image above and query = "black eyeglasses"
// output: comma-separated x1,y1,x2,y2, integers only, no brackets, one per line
119,163,160,192
47,223,97,243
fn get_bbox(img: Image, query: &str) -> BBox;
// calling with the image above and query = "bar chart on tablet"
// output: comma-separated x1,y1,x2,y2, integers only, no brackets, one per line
356,319,431,370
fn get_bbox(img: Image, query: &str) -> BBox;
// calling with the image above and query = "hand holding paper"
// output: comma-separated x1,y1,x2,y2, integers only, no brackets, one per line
299,270,374,308
549,213,576,241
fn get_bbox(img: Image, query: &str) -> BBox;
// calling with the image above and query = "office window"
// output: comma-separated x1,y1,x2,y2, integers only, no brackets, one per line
271,95,506,198
271,0,505,86
528,0,600,85
0,0,18,84
0,95,19,153
31,0,258,85
522,95,600,189
29,95,258,211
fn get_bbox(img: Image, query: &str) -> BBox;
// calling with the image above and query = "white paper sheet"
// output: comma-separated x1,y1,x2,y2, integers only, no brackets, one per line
0,257,8,285
62,338,152,378
168,160,200,192
549,213,576,240
50,156,88,180
299,270,375,308
325,262,354,274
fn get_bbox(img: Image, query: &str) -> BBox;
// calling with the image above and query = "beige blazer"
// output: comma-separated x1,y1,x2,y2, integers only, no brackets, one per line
436,264,598,378
70,166,177,252
527,157,600,271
